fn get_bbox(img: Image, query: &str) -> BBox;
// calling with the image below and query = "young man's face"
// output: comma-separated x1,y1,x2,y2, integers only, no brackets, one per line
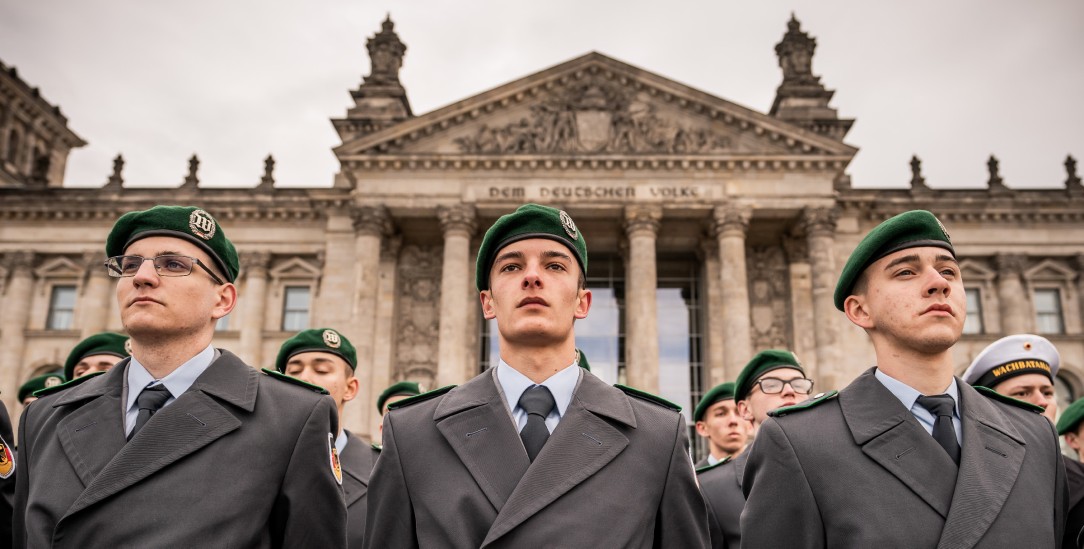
285,351,359,411
1066,423,1084,459
695,399,748,456
116,236,235,341
738,367,810,427
72,354,123,378
994,373,1056,423
845,246,965,355
480,238,591,347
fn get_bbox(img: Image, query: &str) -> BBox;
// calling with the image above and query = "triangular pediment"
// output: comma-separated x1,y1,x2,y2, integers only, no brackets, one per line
335,52,857,160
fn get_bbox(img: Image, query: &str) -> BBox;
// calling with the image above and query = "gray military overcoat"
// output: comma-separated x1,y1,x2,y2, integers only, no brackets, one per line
341,430,379,549
742,367,1068,548
364,366,710,548
697,450,747,549
14,350,346,548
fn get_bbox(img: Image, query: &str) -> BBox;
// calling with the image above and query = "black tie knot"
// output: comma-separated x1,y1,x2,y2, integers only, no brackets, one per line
137,385,172,412
917,394,955,418
518,385,556,419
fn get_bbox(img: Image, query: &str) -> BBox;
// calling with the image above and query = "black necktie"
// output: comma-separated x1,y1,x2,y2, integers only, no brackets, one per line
128,385,171,441
518,385,556,462
916,394,961,465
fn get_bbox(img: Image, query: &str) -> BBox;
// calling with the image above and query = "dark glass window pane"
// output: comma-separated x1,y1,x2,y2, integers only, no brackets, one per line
963,288,984,335
1034,289,1064,334
282,286,311,331
47,285,77,330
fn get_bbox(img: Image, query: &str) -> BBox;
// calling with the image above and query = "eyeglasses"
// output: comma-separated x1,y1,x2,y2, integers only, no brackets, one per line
105,255,225,285
753,377,814,395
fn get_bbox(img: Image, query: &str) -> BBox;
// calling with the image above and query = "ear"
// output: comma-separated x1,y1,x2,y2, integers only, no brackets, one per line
844,294,874,330
342,375,360,403
480,290,497,320
211,283,238,320
737,400,754,422
574,288,592,319
694,420,709,437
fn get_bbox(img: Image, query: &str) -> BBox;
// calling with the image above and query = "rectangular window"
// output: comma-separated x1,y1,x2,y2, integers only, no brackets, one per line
962,288,984,335
282,286,311,331
47,285,77,330
1034,289,1064,334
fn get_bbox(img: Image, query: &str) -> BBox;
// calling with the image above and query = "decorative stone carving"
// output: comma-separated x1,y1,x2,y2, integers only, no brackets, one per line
995,254,1028,276
987,155,1007,191
455,80,732,155
782,233,809,263
624,205,662,236
437,204,477,236
909,155,929,191
395,245,442,383
1066,155,1082,189
712,205,751,237
800,207,838,238
365,15,407,87
3,251,35,273
748,246,791,350
353,206,392,237
183,154,200,187
240,251,272,275
104,154,124,189
259,154,275,188
775,13,817,85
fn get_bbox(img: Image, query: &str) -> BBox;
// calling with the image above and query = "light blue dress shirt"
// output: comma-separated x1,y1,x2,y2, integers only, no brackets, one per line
497,358,579,434
874,368,963,446
124,344,216,437
335,429,348,455
706,454,722,466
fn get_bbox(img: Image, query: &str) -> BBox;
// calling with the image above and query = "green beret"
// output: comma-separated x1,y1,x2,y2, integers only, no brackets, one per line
19,373,65,402
577,348,591,371
64,332,130,380
377,381,423,413
1057,397,1084,435
475,203,587,291
734,349,805,402
694,382,736,422
106,205,240,283
833,210,954,311
275,328,357,372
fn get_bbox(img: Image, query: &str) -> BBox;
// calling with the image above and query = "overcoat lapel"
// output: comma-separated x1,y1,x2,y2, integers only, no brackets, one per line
936,383,1026,549
55,364,129,487
435,369,531,514
340,431,374,507
61,351,256,518
840,369,957,518
482,372,635,547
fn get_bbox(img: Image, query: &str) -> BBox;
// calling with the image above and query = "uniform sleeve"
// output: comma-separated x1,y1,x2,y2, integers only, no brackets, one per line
363,411,418,549
702,488,728,549
740,417,824,549
12,404,32,549
1048,418,1068,546
654,413,711,548
274,395,346,548
2,402,18,549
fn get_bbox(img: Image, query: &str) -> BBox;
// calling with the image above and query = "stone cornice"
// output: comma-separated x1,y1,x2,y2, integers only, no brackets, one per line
836,193,1084,224
339,154,852,173
0,192,342,223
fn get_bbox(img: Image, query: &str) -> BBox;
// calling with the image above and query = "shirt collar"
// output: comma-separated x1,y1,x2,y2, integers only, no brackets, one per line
874,367,961,416
496,357,580,418
126,344,216,411
335,429,348,455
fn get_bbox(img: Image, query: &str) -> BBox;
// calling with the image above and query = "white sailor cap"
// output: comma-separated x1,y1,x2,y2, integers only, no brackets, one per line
962,333,1060,388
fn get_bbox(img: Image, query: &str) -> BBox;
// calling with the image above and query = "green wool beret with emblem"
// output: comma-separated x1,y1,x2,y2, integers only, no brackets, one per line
833,209,954,311
475,203,587,291
734,349,806,402
106,205,240,283
1058,397,1084,435
64,332,130,380
19,373,66,402
377,381,423,413
694,381,736,422
275,328,357,373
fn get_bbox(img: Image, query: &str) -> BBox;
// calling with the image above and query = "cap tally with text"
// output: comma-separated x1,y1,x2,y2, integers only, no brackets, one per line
275,328,358,373
734,349,805,402
106,205,240,283
961,333,1059,389
377,381,423,413
19,373,65,402
64,332,130,381
833,209,954,311
1057,397,1084,435
694,382,736,422
475,203,587,291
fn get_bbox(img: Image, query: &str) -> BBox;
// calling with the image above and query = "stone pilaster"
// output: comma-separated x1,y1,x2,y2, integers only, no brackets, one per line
314,210,356,330
0,252,35,410
996,254,1031,334
623,205,662,393
347,206,391,436
436,205,477,388
238,251,271,366
79,251,113,337
699,239,726,387
368,236,402,437
802,207,841,389
713,205,752,381
783,234,816,379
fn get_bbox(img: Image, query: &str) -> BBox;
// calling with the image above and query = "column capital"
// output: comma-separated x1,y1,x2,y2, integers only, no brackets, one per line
623,205,662,236
800,207,839,238
995,254,1028,276
2,251,35,273
712,205,751,237
437,204,477,237
353,206,392,237
240,251,272,275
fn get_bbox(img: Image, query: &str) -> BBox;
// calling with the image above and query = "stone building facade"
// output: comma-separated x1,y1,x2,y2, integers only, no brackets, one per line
1,16,1083,450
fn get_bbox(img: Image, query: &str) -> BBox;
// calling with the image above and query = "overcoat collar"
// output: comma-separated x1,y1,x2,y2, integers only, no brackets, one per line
340,430,375,507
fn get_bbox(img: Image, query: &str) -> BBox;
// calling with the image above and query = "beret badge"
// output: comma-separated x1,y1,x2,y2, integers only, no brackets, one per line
188,209,217,241
323,329,342,349
559,210,578,239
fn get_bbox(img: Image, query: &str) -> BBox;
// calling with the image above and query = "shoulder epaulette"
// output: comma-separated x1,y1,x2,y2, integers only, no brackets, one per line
387,385,455,411
695,456,731,474
261,369,329,395
615,384,681,412
768,390,839,418
371,442,383,453
33,371,105,398
974,386,1044,414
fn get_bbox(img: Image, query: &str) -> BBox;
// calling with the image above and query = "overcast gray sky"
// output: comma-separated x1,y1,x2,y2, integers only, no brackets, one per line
2,1,1081,190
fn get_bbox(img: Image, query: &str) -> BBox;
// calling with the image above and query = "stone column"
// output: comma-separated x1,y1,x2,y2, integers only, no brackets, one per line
0,252,35,410
996,254,1032,334
314,209,357,330
783,235,817,380
79,251,114,337
713,206,752,381
238,251,271,366
624,205,662,393
368,237,401,437
436,205,477,388
699,240,726,387
802,208,841,389
347,206,390,437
